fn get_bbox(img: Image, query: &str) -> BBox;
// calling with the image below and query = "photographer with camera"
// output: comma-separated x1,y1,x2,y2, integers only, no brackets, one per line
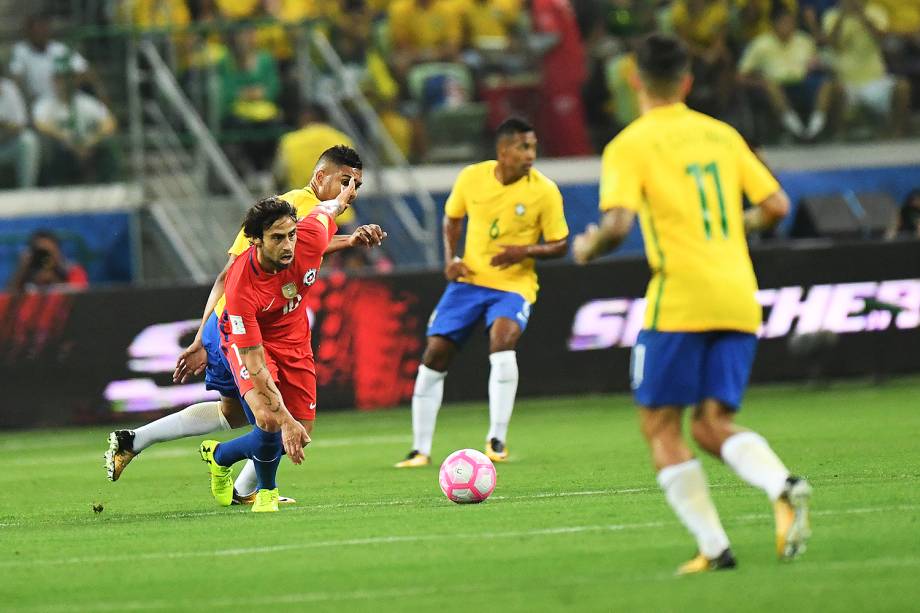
7,229,88,293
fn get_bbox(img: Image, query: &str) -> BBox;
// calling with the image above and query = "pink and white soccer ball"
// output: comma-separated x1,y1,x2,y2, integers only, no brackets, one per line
439,449,497,504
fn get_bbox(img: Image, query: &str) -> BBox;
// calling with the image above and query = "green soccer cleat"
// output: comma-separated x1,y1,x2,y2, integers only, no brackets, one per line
199,440,233,507
251,488,280,513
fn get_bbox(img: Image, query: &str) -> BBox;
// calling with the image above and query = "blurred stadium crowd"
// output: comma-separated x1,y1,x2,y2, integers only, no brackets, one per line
0,0,917,291
0,0,917,190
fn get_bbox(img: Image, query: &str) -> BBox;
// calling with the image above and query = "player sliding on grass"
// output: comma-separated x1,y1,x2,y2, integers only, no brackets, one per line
200,189,384,512
105,146,383,504
573,33,811,574
395,117,569,468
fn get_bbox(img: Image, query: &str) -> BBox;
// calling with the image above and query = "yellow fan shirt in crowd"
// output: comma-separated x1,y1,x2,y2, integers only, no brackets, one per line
871,0,920,35
822,4,889,85
277,123,353,197
445,161,569,304
214,186,322,316
388,0,465,53
670,0,729,47
600,103,780,333
460,0,523,47
738,30,816,83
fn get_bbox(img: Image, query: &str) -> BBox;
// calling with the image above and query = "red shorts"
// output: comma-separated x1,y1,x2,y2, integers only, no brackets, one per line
223,343,317,421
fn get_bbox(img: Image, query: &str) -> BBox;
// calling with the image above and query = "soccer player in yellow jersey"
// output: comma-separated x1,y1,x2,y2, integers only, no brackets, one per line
573,34,811,574
396,118,569,468
106,146,385,498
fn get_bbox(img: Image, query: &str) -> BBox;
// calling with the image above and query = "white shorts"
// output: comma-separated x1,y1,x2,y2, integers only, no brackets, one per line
845,76,895,115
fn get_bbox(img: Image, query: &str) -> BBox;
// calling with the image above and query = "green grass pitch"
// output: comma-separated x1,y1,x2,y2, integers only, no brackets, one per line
2,378,919,612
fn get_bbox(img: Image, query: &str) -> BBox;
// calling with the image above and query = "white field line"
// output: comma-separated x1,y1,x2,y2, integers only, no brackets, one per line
0,479,916,528
0,487,662,528
1,504,918,570
9,586,444,612
4,434,412,467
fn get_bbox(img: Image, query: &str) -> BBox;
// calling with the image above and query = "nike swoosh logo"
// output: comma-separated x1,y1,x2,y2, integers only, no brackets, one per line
262,298,275,312
309,402,317,409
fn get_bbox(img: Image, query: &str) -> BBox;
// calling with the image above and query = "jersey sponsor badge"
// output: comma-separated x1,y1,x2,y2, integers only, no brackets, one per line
303,268,317,286
229,315,246,335
515,203,526,216
282,282,298,299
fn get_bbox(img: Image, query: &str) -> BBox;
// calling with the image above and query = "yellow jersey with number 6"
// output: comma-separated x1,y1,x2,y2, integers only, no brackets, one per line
445,161,569,304
600,103,780,333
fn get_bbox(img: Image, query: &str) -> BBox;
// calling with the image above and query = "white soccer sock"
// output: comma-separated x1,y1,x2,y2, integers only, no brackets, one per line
805,111,826,139
721,431,790,501
412,365,446,456
132,401,230,452
657,459,731,559
782,111,805,136
234,460,258,496
487,350,518,443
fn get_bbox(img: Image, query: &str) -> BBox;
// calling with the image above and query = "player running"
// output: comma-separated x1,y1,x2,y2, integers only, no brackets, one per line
395,117,569,468
196,194,349,512
572,33,811,574
105,146,381,503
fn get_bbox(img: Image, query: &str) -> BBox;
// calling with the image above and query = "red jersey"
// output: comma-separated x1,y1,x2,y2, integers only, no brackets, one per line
219,210,337,357
532,0,586,91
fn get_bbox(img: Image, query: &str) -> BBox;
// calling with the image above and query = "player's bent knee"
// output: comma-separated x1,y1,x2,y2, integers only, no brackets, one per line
422,337,455,372
219,398,248,428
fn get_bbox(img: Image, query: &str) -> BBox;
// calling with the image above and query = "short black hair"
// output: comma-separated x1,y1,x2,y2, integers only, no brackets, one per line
635,33,690,96
242,196,297,240
495,117,534,142
318,145,362,170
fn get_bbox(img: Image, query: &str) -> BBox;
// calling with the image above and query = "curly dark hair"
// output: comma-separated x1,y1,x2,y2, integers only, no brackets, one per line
242,196,297,240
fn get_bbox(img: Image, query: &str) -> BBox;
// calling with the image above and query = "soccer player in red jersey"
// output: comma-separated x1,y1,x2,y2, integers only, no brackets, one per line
199,182,385,512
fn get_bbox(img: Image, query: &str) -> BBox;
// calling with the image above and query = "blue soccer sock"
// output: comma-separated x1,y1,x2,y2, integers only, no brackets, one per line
251,426,283,490
212,431,252,467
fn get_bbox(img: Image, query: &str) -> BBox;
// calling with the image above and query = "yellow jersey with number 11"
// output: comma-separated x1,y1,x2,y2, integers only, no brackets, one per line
445,161,569,304
600,103,780,333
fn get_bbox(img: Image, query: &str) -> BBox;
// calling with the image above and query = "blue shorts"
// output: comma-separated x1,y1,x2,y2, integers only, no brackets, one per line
427,282,531,345
630,330,757,410
202,312,255,424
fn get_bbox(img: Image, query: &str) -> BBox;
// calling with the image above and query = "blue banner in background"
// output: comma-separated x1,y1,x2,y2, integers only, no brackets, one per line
0,212,134,286
774,165,920,235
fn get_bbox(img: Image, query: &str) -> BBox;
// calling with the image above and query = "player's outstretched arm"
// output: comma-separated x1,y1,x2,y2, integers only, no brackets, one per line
238,344,311,464
323,225,388,255
490,238,568,269
573,207,636,264
744,190,790,234
173,254,238,383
